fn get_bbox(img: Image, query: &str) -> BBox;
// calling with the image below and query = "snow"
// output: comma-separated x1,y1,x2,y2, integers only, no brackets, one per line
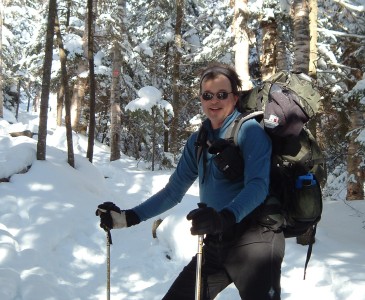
125,86,174,116
1,106,365,300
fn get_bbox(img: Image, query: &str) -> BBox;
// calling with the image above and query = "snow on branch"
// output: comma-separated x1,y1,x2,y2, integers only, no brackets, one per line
318,28,365,40
125,86,174,116
333,0,365,12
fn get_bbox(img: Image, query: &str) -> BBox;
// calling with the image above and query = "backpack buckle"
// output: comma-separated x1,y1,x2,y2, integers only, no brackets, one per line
295,173,317,189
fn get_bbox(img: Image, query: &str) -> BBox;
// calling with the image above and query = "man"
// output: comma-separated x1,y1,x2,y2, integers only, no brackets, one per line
96,63,285,299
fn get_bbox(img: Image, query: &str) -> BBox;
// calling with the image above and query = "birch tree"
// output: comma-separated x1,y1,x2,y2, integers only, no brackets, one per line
260,15,277,80
308,0,318,77
232,0,251,89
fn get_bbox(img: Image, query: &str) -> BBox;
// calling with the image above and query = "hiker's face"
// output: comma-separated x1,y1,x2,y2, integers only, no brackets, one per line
200,74,238,129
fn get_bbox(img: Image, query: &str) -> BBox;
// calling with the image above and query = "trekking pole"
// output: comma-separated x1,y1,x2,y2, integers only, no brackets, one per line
195,203,206,300
106,230,112,300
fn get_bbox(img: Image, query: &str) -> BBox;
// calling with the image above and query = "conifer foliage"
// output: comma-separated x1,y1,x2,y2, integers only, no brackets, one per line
1,0,364,193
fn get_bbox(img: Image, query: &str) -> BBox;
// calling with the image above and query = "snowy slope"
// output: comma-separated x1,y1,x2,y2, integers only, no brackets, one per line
0,109,365,299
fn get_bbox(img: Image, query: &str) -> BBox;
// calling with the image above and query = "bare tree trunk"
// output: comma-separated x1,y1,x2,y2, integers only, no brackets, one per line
71,78,86,132
292,0,310,73
55,8,75,168
86,0,97,163
163,110,169,152
0,0,3,119
291,0,315,246
276,21,290,71
260,17,277,80
66,0,71,27
151,106,157,171
110,0,127,162
57,86,64,126
232,0,251,89
169,0,184,154
308,0,322,153
110,42,122,161
346,109,365,200
308,0,318,78
37,0,57,161
33,90,40,113
23,82,32,112
345,50,365,200
163,42,171,152
15,80,20,120
71,5,91,133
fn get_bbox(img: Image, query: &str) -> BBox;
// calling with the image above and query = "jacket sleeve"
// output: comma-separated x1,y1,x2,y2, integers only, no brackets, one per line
224,119,272,222
132,133,199,222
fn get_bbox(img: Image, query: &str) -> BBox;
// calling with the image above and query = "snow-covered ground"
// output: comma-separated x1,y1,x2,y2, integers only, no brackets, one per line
1,107,365,299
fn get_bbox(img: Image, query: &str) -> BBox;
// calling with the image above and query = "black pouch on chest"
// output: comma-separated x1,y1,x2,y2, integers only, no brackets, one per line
208,139,244,181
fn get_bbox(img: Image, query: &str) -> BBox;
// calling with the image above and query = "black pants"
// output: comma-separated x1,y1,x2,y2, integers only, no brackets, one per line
162,224,285,300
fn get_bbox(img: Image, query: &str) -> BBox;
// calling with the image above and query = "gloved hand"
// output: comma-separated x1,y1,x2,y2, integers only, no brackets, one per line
95,202,127,231
186,206,236,235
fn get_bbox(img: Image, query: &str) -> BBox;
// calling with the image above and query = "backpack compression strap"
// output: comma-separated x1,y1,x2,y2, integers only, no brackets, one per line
303,223,318,280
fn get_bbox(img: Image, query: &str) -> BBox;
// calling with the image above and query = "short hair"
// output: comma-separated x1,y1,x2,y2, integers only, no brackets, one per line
199,63,242,95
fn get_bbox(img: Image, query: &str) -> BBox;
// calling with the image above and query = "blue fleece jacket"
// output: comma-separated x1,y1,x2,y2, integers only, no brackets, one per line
133,109,272,223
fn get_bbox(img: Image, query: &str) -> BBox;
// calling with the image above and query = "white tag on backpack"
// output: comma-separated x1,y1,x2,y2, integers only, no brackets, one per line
264,114,280,128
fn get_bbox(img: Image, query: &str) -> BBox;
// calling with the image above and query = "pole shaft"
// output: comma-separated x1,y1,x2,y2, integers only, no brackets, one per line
107,232,111,300
195,234,204,300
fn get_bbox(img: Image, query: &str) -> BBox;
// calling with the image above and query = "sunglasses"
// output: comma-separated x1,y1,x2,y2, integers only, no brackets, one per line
201,91,234,101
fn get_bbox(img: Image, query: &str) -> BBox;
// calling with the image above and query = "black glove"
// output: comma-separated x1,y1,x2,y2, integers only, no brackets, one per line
95,202,125,231
95,202,141,231
186,206,236,235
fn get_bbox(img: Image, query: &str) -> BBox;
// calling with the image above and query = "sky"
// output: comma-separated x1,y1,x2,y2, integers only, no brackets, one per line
1,91,365,300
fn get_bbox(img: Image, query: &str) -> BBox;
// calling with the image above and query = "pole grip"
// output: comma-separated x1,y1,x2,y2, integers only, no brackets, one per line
198,202,207,209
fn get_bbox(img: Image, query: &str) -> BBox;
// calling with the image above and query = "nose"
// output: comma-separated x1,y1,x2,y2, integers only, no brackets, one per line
210,95,220,102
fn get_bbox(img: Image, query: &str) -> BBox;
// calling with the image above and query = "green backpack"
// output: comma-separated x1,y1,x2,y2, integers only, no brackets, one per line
196,71,327,279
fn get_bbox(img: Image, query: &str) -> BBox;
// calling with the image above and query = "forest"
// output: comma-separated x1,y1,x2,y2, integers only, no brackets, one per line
1,0,365,199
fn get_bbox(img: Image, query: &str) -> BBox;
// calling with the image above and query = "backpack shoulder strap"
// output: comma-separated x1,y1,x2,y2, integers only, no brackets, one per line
195,123,209,163
225,111,264,145
195,122,210,183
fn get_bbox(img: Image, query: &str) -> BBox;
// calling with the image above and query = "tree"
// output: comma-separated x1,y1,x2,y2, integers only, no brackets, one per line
86,0,97,163
308,0,318,78
110,42,122,161
109,0,127,162
37,0,56,161
55,6,75,168
125,86,173,170
259,15,277,80
292,0,310,73
69,3,90,133
169,0,185,155
346,90,365,200
316,0,365,198
343,40,365,200
0,0,3,119
232,0,251,89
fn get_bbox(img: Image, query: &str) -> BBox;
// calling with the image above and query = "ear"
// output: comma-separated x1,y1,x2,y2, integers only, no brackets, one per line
233,94,239,105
